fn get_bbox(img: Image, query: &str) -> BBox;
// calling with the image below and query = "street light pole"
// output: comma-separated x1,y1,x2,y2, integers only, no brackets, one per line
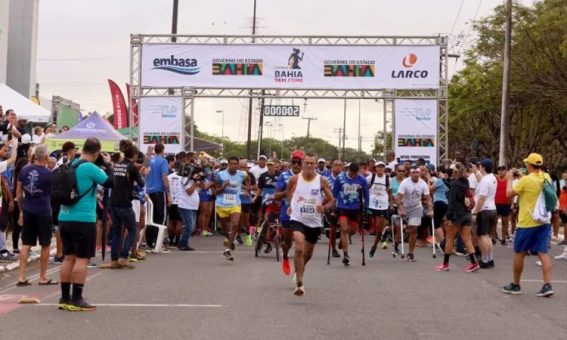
265,121,272,157
498,0,512,167
216,110,225,140
278,123,284,159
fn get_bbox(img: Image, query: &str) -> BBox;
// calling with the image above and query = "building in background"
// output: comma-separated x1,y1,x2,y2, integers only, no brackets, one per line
5,0,39,98
0,0,10,85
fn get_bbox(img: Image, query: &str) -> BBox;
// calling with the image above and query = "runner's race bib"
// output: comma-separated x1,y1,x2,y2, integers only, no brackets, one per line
223,193,237,205
300,199,317,217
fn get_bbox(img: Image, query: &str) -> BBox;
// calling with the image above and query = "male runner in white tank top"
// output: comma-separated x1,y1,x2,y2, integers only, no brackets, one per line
286,153,335,296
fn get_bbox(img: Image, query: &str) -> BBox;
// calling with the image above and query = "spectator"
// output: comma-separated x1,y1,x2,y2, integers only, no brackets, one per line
145,144,169,247
0,109,23,141
55,141,77,168
176,164,201,251
32,126,45,144
0,138,19,262
58,137,113,311
16,145,55,286
10,157,30,255
109,143,143,269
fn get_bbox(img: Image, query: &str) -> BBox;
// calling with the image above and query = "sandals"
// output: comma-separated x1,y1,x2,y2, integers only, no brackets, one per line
16,280,31,287
38,279,59,286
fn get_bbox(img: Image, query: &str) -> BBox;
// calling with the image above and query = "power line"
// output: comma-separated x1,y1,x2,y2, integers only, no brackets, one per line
449,0,466,37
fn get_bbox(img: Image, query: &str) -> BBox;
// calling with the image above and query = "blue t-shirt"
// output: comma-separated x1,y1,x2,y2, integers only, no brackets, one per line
391,176,402,196
332,172,370,210
146,155,168,194
326,173,338,191
59,160,108,223
215,170,247,207
433,177,449,204
316,168,331,177
19,164,51,216
276,170,294,222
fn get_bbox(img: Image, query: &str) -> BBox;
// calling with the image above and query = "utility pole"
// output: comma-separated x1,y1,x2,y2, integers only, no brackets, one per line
278,123,284,159
256,89,265,159
302,116,317,138
357,100,362,151
246,0,258,159
334,128,343,160
342,99,347,161
171,0,179,42
498,0,512,167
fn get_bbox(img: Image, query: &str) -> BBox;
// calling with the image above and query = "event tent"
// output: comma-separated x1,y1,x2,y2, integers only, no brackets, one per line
46,111,125,152
0,84,51,122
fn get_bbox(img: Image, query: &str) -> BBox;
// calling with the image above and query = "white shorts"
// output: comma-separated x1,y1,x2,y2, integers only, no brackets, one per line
405,206,423,226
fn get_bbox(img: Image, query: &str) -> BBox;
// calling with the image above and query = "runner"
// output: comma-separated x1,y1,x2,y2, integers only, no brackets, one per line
472,159,497,268
431,167,450,253
255,159,280,253
286,152,335,296
274,150,304,275
332,163,369,266
367,161,393,257
325,159,343,258
214,156,249,261
316,158,330,177
238,159,256,246
502,153,554,297
388,164,408,254
396,167,432,262
435,162,480,272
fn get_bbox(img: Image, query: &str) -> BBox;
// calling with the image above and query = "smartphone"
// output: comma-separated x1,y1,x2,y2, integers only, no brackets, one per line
7,132,12,141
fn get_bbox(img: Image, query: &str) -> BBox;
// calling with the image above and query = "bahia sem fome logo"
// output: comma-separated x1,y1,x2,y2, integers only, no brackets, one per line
153,55,200,75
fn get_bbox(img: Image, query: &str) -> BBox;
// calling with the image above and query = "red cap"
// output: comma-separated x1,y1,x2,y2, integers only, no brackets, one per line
290,150,305,160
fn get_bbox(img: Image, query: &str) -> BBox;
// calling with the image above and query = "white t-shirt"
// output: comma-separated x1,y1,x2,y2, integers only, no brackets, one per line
366,174,389,210
167,173,182,205
386,160,398,171
178,179,200,210
398,177,430,209
475,173,497,211
468,173,478,191
249,165,268,183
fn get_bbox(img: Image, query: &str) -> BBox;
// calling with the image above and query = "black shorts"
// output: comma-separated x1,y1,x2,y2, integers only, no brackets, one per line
433,201,448,229
324,209,339,226
450,213,472,227
168,205,181,221
337,208,360,223
560,211,567,224
496,204,511,217
476,210,497,236
290,220,322,245
51,202,61,226
282,220,292,230
241,203,252,214
96,205,105,222
21,211,52,247
367,209,389,220
60,221,96,259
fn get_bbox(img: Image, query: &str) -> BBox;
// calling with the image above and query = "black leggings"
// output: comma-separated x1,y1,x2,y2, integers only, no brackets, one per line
433,201,448,229
11,204,22,250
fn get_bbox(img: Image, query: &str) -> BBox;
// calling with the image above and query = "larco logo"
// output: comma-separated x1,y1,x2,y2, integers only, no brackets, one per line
392,53,428,79
153,55,200,75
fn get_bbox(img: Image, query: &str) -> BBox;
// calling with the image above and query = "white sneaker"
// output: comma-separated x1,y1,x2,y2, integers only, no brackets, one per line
535,260,542,267
554,252,567,260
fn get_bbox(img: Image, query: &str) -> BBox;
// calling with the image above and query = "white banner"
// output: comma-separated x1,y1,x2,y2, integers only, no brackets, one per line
394,99,438,166
141,44,440,90
139,97,184,154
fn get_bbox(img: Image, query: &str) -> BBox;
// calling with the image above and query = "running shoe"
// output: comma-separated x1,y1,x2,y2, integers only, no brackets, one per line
502,282,522,295
223,238,230,248
0,252,18,263
332,249,340,258
128,257,139,263
435,263,450,271
245,235,253,247
488,260,495,268
342,254,350,267
281,258,291,276
554,252,567,260
67,298,96,312
479,261,491,269
201,230,212,237
426,236,433,244
236,235,244,245
381,241,388,250
87,262,97,269
222,249,234,261
406,253,416,262
293,282,305,296
50,256,64,264
264,244,273,253
464,263,480,273
58,297,71,310
535,260,542,267
500,239,507,246
535,283,554,297
369,245,377,258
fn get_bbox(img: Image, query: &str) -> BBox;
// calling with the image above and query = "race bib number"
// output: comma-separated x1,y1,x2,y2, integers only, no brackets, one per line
300,204,316,217
344,184,358,195
223,194,237,205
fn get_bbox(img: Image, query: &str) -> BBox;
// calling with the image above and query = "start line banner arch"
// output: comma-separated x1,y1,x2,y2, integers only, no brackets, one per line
129,35,448,161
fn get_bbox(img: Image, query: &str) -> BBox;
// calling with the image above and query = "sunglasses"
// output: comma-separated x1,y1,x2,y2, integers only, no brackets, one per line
291,159,302,165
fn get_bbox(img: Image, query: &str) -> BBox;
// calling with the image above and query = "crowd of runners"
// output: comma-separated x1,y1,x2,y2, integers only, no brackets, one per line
1,108,566,310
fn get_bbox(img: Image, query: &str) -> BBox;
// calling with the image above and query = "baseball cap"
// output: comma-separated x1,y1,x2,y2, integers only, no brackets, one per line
267,159,275,165
375,161,386,167
317,158,325,163
258,155,267,160
220,159,228,165
291,150,304,160
426,163,436,171
479,158,493,169
523,153,543,166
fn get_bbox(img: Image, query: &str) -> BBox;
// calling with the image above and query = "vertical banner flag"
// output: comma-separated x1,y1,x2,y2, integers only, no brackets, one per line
394,99,438,166
125,83,138,126
139,97,184,153
108,79,128,129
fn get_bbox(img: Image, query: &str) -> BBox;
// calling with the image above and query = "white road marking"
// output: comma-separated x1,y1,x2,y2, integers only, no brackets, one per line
35,303,222,308
521,279,567,284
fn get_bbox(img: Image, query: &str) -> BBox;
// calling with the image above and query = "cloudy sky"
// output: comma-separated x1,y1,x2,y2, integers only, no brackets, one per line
36,0,534,152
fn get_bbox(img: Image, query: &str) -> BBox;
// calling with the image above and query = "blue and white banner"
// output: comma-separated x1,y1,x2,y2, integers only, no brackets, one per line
139,97,184,153
394,99,438,166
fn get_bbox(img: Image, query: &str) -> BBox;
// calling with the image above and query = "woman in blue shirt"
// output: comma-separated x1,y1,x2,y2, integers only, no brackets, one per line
431,167,450,250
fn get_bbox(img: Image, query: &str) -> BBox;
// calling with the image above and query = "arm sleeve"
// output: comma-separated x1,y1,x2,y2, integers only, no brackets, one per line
477,179,489,197
276,174,285,192
513,177,526,195
258,174,265,189
332,177,341,199
422,181,430,196
87,163,109,186
160,159,168,177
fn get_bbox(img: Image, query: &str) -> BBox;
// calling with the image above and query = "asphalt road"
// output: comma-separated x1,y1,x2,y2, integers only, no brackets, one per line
0,235,565,340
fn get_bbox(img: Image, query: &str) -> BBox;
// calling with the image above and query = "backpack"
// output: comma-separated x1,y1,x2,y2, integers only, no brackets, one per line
51,160,96,206
542,178,558,213
370,173,389,189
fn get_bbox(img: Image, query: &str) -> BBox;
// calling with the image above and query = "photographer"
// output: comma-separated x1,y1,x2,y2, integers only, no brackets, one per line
176,163,202,251
109,143,144,269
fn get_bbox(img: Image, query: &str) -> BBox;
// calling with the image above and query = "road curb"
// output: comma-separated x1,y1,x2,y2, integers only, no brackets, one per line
0,249,57,273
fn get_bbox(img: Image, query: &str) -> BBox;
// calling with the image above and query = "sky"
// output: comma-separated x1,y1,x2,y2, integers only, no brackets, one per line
36,0,535,153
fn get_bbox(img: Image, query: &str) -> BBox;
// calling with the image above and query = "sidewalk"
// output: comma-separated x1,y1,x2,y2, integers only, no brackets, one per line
0,233,57,273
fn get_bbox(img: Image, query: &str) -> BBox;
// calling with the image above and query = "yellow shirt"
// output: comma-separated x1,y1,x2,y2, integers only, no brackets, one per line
513,171,551,228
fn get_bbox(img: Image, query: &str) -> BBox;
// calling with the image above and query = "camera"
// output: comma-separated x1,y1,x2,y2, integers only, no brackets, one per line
177,163,204,181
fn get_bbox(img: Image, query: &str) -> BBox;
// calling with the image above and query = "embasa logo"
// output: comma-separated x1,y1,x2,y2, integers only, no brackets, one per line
153,55,200,75
392,54,428,79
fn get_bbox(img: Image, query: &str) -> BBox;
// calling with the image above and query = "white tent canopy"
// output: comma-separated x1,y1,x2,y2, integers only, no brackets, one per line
0,83,51,122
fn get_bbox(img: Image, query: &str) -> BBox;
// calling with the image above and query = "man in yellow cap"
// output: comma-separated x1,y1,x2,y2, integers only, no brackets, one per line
502,153,553,297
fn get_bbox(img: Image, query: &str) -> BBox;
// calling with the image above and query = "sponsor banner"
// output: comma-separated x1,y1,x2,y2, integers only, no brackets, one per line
139,97,184,153
263,105,300,117
141,45,440,89
126,83,138,126
108,79,128,129
394,99,438,166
